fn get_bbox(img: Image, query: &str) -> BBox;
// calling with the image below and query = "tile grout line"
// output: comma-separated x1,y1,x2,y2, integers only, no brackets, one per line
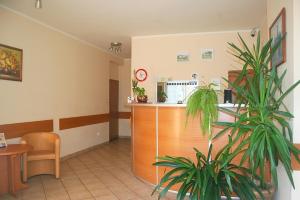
67,161,96,200
89,141,150,199
76,141,141,199
75,149,123,200
60,162,78,200
39,176,49,200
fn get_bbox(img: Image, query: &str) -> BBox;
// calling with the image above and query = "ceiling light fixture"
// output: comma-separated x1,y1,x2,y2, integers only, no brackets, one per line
35,0,42,9
108,42,122,54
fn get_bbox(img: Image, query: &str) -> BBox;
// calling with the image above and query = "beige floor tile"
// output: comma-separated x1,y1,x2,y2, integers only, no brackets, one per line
1,139,171,200
89,188,115,197
94,194,119,200
68,190,93,200
0,193,22,200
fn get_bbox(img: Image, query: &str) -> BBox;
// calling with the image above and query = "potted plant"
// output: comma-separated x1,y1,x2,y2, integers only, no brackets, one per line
135,87,148,103
214,33,300,192
153,33,300,199
158,91,168,103
186,83,218,136
132,79,139,101
153,142,265,200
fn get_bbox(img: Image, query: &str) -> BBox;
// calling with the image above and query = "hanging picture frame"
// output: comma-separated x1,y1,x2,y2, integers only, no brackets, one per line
269,8,286,68
201,48,214,60
0,44,23,81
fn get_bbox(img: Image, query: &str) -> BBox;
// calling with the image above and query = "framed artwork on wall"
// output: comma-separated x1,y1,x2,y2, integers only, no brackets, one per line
177,51,190,62
201,48,214,60
0,44,23,81
269,8,286,68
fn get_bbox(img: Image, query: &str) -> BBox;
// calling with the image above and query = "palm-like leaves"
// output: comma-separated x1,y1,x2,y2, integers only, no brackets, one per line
153,144,265,200
214,33,300,188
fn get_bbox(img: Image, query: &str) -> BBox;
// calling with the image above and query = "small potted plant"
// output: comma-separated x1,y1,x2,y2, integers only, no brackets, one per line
136,87,148,103
157,91,168,103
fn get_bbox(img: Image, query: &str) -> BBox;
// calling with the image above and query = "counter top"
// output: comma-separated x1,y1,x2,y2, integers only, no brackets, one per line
129,103,244,108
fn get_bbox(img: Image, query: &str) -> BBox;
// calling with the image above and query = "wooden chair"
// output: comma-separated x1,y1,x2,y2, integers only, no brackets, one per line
21,132,60,181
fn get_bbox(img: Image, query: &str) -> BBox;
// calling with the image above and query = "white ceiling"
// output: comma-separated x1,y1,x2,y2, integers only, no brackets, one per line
0,0,267,58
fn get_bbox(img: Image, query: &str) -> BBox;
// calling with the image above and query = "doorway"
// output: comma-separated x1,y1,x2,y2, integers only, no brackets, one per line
109,79,119,141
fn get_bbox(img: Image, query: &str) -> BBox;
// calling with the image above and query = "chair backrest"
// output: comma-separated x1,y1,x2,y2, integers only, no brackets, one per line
21,132,59,151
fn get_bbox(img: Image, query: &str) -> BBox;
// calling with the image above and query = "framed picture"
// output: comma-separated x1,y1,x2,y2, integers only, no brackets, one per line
0,133,7,148
0,44,23,81
177,51,189,62
201,48,214,60
269,8,286,68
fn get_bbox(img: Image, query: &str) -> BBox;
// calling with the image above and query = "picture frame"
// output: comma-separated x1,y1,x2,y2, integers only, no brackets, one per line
269,8,286,68
201,48,214,60
177,51,189,62
0,133,7,148
0,43,23,81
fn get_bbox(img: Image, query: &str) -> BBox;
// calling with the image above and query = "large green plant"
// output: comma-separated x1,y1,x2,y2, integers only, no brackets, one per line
186,84,218,135
153,142,265,200
214,33,300,188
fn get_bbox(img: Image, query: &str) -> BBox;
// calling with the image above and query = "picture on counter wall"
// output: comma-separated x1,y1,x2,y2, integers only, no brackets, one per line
0,133,7,148
0,44,23,81
177,51,190,62
269,8,286,68
201,48,214,60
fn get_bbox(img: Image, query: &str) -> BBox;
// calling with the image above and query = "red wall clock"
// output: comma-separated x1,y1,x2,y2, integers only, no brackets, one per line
135,68,148,82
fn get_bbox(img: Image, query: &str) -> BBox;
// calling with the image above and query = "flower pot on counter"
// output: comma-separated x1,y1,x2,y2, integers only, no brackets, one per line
137,95,148,103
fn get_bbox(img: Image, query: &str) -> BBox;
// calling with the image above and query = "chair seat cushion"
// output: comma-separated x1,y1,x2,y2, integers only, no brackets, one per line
28,150,56,161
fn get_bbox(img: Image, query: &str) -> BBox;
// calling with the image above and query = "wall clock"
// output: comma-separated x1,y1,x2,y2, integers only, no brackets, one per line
135,68,148,82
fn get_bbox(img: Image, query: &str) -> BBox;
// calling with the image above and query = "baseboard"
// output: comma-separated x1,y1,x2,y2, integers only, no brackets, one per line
61,141,109,161
119,136,131,139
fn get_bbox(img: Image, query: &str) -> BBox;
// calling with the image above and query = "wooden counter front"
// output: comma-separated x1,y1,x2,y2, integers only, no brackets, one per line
131,104,271,190
131,105,232,186
132,106,157,184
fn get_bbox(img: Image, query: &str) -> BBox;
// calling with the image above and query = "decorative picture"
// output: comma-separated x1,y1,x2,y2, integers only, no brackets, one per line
269,8,286,68
177,51,189,62
0,44,23,81
201,49,214,60
0,133,7,148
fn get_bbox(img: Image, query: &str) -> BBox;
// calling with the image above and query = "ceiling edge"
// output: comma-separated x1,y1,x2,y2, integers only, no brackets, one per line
131,29,252,39
0,4,125,60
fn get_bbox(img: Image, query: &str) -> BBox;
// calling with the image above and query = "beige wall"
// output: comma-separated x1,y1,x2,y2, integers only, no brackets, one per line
267,0,300,199
131,31,256,102
0,7,123,157
118,59,131,137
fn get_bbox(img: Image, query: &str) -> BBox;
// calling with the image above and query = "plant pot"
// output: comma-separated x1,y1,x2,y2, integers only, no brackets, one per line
137,95,148,103
158,97,166,103
255,186,275,200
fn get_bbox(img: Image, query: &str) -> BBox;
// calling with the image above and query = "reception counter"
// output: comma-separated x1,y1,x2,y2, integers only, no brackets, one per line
130,103,236,186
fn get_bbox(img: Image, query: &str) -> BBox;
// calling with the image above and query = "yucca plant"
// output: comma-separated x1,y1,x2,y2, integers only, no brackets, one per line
153,142,265,200
214,33,300,188
186,84,218,136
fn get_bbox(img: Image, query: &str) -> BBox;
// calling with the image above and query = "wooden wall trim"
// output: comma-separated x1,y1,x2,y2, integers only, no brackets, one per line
118,112,131,119
1,112,131,138
59,114,109,130
0,120,53,139
292,144,300,171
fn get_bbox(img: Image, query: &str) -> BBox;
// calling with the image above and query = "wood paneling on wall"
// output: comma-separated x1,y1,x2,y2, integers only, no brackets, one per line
118,112,131,119
59,114,109,130
0,120,53,139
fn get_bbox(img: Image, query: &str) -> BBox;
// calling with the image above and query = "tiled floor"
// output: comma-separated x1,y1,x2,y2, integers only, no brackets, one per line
0,138,176,200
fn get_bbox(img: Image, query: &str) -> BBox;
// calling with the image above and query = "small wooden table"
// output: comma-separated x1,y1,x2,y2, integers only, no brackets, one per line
0,144,32,196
